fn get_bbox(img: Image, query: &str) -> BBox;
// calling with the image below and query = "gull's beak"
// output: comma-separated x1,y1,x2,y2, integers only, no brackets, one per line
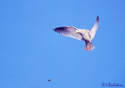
75,32,77,34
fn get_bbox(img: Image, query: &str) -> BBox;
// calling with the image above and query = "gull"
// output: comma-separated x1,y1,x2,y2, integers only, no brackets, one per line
53,16,99,51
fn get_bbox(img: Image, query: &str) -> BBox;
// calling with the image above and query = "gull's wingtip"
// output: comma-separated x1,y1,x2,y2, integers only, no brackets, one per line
96,16,99,21
53,28,56,31
53,27,60,31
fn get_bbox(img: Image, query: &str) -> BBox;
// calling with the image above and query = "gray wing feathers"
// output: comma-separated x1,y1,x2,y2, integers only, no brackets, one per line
53,26,82,40
89,16,99,40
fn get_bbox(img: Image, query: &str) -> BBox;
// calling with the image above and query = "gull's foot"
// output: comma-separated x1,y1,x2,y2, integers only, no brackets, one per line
87,47,91,51
84,47,88,50
84,42,95,51
84,46,91,51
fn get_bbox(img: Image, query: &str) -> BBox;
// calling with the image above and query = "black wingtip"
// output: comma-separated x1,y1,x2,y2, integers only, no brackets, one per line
53,27,58,31
96,16,99,21
53,27,60,32
53,28,56,31
53,27,68,32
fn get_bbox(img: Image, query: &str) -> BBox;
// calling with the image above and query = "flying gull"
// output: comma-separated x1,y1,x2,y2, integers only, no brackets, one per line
53,16,99,51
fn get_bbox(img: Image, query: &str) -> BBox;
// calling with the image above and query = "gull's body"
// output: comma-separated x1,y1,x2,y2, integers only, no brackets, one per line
53,16,99,51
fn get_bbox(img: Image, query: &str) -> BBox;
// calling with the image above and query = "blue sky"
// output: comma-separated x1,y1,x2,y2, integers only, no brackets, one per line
0,0,125,88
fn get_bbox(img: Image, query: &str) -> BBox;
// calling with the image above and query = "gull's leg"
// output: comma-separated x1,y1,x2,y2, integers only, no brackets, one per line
84,42,95,51
87,43,92,51
84,47,88,50
84,42,93,51
84,43,88,50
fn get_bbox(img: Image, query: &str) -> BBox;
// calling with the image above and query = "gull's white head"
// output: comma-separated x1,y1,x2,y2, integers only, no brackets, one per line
75,29,81,34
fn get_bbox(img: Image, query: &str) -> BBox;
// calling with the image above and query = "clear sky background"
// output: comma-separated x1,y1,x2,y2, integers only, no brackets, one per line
0,0,125,88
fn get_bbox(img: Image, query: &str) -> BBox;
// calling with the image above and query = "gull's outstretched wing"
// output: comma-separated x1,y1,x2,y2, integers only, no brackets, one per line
89,16,99,40
53,26,83,40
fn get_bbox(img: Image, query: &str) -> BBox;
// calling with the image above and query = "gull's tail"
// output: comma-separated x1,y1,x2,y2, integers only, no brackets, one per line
84,42,95,51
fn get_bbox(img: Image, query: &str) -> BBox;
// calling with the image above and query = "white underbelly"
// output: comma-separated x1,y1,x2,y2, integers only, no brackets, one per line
83,34,91,42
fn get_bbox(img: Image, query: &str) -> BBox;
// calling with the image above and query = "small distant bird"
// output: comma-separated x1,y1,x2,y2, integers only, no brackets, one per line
48,79,51,82
53,16,99,51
